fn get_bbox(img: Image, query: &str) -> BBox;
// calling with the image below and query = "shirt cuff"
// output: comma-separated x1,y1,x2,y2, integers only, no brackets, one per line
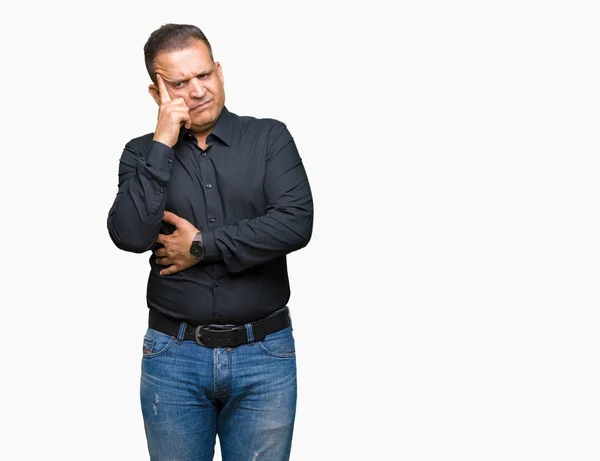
201,229,219,262
146,141,175,171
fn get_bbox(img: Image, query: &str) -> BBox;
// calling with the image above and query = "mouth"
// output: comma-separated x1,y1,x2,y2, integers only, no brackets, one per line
190,100,212,112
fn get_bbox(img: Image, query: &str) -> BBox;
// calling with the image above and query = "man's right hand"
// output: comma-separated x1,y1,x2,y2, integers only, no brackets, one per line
152,74,191,147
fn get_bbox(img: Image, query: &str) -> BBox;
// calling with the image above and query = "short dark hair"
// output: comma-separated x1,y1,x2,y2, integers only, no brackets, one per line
144,24,214,84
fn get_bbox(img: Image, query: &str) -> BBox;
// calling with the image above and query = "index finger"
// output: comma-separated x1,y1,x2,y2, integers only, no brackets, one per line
156,74,171,104
162,210,182,226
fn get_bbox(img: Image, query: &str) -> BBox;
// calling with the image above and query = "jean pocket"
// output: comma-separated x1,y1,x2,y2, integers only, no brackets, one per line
142,328,174,358
258,326,296,358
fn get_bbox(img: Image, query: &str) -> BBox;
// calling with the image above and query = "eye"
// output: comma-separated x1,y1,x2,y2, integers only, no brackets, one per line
172,82,186,89
198,73,209,80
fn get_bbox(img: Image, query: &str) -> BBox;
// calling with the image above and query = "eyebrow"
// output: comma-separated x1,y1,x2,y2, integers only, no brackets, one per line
164,69,214,85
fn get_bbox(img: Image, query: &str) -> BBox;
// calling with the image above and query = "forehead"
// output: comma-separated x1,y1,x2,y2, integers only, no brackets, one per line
154,41,213,79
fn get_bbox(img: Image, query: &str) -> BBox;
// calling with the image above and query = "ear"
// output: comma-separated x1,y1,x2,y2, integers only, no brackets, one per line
148,84,161,106
216,62,224,86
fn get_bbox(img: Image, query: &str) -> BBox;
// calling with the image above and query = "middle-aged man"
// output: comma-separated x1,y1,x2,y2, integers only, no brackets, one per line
107,23,313,461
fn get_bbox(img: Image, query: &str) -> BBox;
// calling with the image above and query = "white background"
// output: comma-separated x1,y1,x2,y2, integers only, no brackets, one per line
2,0,599,459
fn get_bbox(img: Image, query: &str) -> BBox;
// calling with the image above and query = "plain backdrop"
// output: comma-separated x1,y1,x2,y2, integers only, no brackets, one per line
2,0,600,460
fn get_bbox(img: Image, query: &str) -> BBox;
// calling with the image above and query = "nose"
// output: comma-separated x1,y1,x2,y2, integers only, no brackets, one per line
189,78,207,99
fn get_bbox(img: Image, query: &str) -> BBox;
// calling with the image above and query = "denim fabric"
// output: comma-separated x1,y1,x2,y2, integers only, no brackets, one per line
140,321,297,461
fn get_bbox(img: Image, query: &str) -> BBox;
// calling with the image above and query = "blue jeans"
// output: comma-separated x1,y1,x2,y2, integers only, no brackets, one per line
140,315,297,461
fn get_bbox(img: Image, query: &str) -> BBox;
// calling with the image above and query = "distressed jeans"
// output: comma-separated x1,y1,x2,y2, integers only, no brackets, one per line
140,314,297,461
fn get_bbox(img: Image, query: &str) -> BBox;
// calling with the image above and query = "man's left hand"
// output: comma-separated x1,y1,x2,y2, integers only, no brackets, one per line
155,211,201,276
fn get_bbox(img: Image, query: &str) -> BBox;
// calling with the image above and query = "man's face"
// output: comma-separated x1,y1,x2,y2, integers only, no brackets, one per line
150,40,225,133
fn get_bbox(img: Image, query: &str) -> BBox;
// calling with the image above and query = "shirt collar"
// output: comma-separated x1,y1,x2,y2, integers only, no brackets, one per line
209,105,233,146
177,105,233,147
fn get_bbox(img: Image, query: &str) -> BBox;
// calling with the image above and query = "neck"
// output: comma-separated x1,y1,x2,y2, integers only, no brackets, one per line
196,136,209,149
190,126,213,149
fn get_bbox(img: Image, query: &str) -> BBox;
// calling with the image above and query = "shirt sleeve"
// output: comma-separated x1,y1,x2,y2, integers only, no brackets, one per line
107,139,175,253
201,124,313,273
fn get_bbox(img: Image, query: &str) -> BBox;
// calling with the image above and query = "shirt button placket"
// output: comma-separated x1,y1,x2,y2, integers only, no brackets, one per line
201,155,220,231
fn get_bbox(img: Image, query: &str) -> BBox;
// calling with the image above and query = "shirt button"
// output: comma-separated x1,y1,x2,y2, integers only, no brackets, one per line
159,187,164,192
206,183,212,189
167,158,172,163
209,216,216,223
214,281,220,287
201,152,207,157
227,347,232,352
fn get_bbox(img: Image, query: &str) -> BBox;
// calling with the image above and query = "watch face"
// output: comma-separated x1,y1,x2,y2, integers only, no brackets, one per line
190,241,205,260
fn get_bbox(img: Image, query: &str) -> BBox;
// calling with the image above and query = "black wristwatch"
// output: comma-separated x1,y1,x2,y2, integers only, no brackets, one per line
190,232,205,261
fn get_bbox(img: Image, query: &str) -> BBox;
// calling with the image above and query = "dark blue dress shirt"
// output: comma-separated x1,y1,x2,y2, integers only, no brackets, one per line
107,106,313,325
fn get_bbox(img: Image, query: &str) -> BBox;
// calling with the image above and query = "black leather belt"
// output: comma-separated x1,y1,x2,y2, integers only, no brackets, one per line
148,307,291,348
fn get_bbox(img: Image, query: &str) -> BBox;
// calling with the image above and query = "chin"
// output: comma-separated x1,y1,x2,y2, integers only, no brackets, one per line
191,118,214,131
194,112,216,126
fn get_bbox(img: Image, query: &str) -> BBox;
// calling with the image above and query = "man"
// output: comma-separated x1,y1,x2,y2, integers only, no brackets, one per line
107,23,313,461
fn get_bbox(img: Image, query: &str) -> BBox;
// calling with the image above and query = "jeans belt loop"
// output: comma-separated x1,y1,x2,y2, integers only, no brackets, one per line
245,323,254,345
177,322,187,342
